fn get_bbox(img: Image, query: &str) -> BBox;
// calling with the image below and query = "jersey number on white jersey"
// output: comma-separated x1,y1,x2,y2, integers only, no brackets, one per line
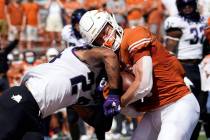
49,51,95,106
190,26,205,45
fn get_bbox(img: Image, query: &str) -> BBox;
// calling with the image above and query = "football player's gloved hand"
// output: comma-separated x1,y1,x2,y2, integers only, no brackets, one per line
103,89,121,117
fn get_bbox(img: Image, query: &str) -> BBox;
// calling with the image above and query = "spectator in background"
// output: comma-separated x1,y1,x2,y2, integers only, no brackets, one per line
106,0,127,28
63,0,82,25
45,0,64,48
161,0,178,17
22,0,40,49
6,0,24,43
125,0,146,28
145,0,164,36
83,0,105,10
7,49,23,87
21,50,39,74
198,0,210,17
0,32,19,94
0,0,9,47
7,49,43,88
164,0,210,139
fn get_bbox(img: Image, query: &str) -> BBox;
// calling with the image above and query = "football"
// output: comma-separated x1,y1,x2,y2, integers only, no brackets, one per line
120,70,135,92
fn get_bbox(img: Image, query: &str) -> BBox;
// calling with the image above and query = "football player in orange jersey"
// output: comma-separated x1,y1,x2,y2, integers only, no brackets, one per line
79,10,200,140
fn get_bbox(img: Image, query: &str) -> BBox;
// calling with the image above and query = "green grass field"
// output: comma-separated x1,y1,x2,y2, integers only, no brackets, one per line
198,133,207,140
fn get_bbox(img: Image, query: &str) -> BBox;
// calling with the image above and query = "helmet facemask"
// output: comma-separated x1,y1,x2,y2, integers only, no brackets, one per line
106,14,123,51
93,22,123,51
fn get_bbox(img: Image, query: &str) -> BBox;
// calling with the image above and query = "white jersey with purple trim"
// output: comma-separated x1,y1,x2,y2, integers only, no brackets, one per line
21,47,101,118
61,25,87,47
164,15,208,60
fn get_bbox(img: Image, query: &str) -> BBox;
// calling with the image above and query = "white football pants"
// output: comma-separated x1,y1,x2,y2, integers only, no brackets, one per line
132,93,200,140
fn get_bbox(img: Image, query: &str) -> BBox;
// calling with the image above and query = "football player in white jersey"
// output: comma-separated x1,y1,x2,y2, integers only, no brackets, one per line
62,8,112,140
62,9,88,140
61,8,87,48
0,45,121,139
164,0,210,139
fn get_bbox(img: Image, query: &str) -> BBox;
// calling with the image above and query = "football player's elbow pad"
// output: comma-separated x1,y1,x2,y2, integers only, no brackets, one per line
127,56,153,105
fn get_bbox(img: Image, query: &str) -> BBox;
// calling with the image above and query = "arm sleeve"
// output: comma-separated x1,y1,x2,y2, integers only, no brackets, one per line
126,27,153,63
127,56,153,105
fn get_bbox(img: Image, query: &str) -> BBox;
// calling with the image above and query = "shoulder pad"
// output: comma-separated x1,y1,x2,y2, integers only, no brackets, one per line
164,16,185,31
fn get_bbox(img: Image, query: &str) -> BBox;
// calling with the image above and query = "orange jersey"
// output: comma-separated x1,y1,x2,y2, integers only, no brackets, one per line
125,0,145,20
120,27,190,112
22,2,39,26
0,0,6,19
64,0,81,9
83,0,105,10
7,3,24,25
64,0,82,24
146,0,164,24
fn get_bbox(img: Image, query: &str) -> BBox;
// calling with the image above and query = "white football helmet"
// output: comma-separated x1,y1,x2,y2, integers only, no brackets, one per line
79,10,123,51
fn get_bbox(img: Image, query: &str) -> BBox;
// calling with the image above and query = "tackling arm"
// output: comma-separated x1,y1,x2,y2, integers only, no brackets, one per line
165,29,182,55
164,16,183,55
84,47,121,90
83,47,121,116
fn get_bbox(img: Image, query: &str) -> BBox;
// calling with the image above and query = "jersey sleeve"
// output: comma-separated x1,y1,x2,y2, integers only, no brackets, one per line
125,27,153,63
164,16,185,31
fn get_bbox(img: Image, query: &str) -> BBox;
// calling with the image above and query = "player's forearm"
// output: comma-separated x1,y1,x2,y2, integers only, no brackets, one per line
165,37,179,55
84,47,121,89
121,80,139,107
121,56,153,107
164,30,182,55
103,51,121,89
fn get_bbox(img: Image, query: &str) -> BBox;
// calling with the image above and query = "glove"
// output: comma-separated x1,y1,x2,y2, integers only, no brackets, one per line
103,89,121,117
